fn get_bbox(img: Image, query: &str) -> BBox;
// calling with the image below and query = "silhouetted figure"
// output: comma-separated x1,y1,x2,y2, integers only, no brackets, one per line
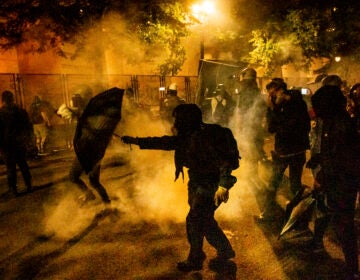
255,78,310,223
29,95,52,155
236,68,267,177
309,85,360,279
122,104,240,272
159,83,185,123
208,84,235,127
67,88,106,205
348,83,360,134
0,90,33,196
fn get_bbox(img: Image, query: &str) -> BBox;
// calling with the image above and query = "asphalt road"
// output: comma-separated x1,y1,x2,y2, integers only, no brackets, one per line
0,141,358,280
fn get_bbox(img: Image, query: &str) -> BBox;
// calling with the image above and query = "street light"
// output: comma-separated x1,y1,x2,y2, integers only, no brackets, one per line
191,1,215,23
191,1,215,60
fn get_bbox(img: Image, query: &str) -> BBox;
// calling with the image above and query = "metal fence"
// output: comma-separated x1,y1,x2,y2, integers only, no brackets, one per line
0,73,198,109
0,73,198,150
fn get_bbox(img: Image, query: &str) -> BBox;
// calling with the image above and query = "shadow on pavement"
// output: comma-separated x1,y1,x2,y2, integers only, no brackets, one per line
254,206,349,280
0,208,118,280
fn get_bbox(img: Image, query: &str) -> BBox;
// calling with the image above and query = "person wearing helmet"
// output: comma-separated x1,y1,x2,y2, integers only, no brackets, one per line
208,84,235,127
235,67,267,180
122,103,240,272
159,83,185,124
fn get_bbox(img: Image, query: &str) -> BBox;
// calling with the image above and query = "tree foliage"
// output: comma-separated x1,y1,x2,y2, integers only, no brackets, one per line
1,0,360,76
238,0,360,75
0,0,191,75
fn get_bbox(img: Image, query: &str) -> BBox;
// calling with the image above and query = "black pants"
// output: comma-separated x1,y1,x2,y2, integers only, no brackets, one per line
69,157,110,203
2,146,32,193
314,173,358,274
186,181,233,263
262,152,306,214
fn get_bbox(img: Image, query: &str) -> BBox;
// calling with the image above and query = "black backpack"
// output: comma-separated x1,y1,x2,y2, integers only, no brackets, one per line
190,124,240,171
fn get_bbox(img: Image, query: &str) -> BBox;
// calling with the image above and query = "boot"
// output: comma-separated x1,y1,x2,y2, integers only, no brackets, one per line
177,252,206,272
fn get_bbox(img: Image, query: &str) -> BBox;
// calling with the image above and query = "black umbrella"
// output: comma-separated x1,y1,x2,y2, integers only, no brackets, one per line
74,87,124,173
278,191,316,239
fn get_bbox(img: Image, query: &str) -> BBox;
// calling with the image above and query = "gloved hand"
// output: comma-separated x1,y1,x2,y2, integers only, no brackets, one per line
214,186,229,207
121,136,139,145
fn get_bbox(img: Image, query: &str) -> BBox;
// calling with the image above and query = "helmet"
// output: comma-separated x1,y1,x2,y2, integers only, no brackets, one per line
322,75,342,87
242,68,257,80
167,83,178,96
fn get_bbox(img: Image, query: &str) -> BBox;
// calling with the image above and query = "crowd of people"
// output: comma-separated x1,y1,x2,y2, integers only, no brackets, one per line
0,70,359,278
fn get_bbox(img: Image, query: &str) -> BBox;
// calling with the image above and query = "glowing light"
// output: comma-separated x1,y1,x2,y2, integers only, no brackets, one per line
335,56,341,62
191,1,215,22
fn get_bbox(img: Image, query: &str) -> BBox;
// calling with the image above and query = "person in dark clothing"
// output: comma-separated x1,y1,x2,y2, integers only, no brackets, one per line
309,85,360,279
159,83,186,124
236,68,268,177
347,83,360,134
121,104,240,272
255,78,310,222
237,68,262,113
69,157,110,204
208,84,235,127
0,90,33,196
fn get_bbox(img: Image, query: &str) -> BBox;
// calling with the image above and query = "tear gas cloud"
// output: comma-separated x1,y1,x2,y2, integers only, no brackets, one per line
41,10,271,239
42,99,270,240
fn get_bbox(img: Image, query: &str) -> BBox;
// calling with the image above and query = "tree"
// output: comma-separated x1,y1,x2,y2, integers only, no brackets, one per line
0,0,191,76
2,0,360,77
232,0,360,76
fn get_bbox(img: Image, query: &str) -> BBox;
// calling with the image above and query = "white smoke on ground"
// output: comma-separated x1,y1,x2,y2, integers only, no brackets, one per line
42,183,103,239
112,108,189,224
41,98,272,239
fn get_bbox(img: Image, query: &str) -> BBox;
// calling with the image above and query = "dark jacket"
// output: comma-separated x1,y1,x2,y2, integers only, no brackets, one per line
136,123,240,190
321,113,360,179
0,104,33,151
267,90,310,156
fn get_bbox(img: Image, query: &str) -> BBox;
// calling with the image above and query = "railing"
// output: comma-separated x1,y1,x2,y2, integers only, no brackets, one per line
0,73,198,110
0,73,199,151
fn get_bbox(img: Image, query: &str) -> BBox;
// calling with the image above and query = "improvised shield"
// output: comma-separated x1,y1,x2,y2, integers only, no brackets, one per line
74,87,124,173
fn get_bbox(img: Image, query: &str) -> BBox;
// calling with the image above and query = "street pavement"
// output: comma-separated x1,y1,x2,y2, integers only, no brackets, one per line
0,140,358,280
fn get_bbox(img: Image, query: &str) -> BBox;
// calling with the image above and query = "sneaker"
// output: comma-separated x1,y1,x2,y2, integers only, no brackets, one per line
177,260,203,272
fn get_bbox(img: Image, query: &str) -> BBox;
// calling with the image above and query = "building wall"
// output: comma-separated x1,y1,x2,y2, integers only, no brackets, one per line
0,49,19,73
